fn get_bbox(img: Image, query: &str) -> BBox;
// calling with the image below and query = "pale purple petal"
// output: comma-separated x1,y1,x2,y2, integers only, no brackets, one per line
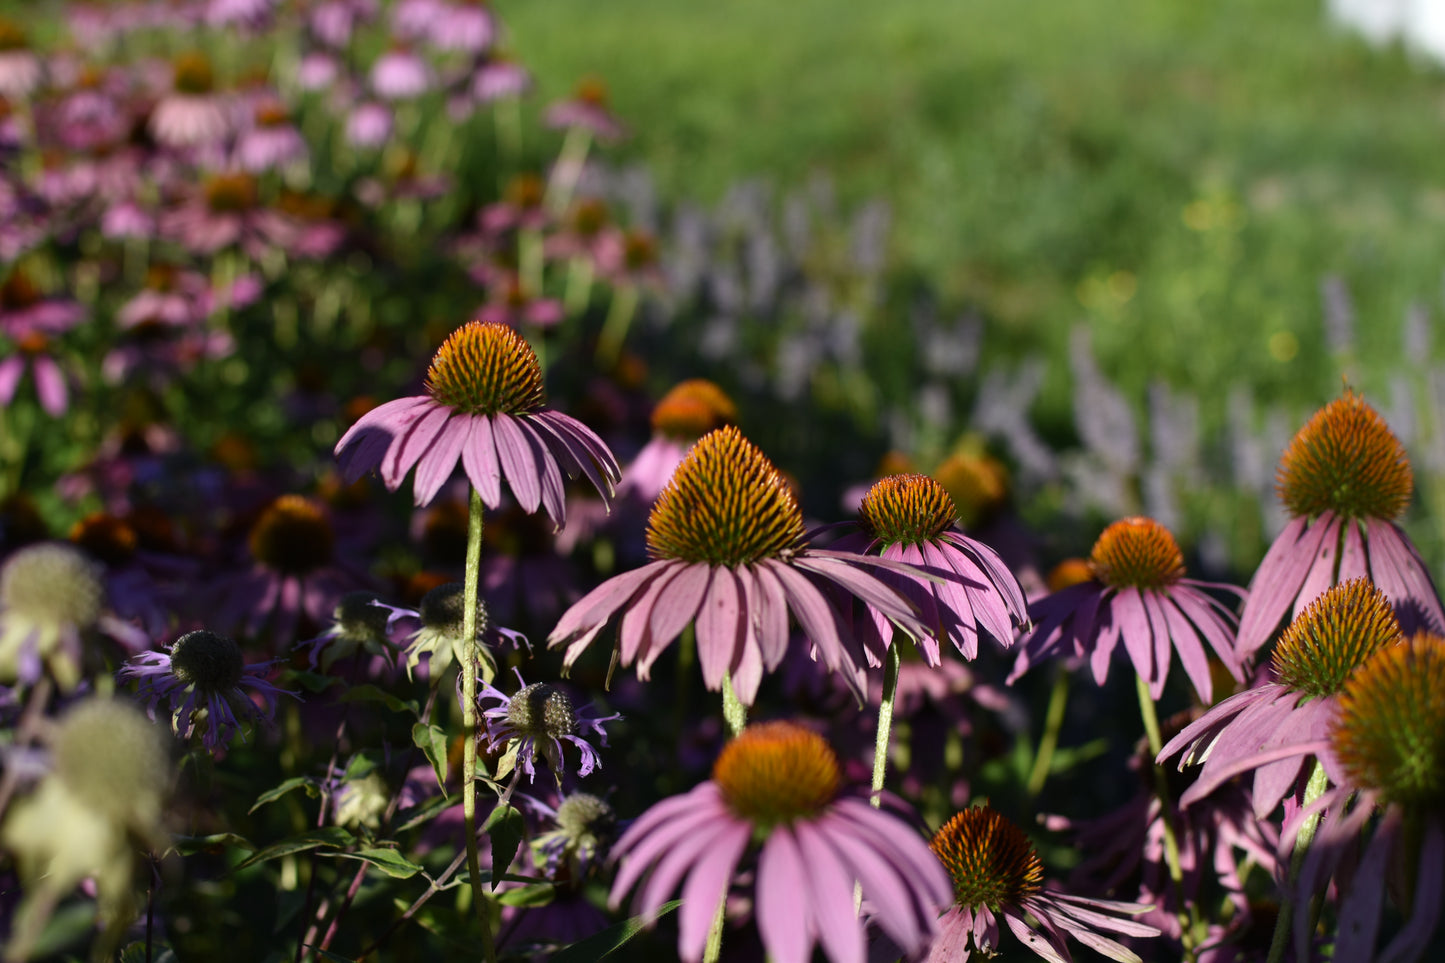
462,416,503,507
637,563,710,672
756,827,814,963
791,820,865,963
1331,807,1396,962
1236,516,1328,659
411,415,470,506
617,559,692,666
676,820,751,963
0,356,23,403
381,399,451,487
31,355,67,416
492,413,543,513
695,566,742,690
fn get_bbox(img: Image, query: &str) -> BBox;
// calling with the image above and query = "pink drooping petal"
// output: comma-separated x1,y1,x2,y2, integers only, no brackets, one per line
756,827,814,963
1330,806,1397,963
0,356,23,404
1236,515,1328,660
791,820,865,963
637,562,709,674
676,820,751,963
1292,512,1344,624
617,559,689,666
550,560,670,663
1379,818,1444,963
768,561,862,701
1367,519,1445,635
334,396,430,480
1160,593,1212,703
411,415,470,506
749,561,792,670
610,784,724,902
31,355,68,416
695,566,743,690
492,413,543,514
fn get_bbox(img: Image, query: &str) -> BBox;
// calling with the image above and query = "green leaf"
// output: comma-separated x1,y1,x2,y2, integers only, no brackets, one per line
285,669,343,694
232,827,354,872
170,832,255,856
120,944,178,963
338,684,419,716
549,900,683,962
496,882,555,908
332,847,425,879
412,722,449,788
482,803,525,889
249,776,318,814
494,742,519,783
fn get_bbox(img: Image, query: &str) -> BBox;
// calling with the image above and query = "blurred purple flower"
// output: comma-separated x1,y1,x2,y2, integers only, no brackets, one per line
370,47,432,100
611,721,951,963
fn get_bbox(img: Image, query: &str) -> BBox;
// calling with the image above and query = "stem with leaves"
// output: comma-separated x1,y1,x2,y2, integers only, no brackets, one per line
461,488,497,963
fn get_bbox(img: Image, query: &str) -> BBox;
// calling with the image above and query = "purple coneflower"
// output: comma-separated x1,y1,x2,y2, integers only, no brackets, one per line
309,0,377,48
611,720,951,963
345,100,394,148
548,425,934,704
0,20,42,99
476,668,618,786
834,473,1028,664
334,320,620,523
470,54,531,103
0,542,148,691
476,274,564,330
619,378,737,503
545,77,626,141
160,170,296,257
149,52,229,149
370,45,432,100
118,628,292,753
928,805,1159,962
1235,389,1445,659
235,98,308,172
424,0,496,52
1160,578,1400,817
1278,633,1445,961
1009,516,1244,703
0,271,85,418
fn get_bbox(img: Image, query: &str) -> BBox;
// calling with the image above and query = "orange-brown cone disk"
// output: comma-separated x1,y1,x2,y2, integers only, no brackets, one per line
930,805,1043,911
1276,389,1412,522
425,320,545,416
1089,517,1185,589
713,721,841,828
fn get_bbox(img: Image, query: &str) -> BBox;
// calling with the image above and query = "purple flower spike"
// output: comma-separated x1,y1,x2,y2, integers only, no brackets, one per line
1009,516,1243,703
611,721,951,963
335,321,619,523
118,629,294,754
1236,390,1445,660
476,667,619,786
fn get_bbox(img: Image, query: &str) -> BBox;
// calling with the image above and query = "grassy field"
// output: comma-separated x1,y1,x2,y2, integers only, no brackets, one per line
506,0,1445,431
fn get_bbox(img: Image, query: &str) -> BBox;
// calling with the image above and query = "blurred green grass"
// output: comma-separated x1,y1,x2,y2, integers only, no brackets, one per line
507,0,1445,428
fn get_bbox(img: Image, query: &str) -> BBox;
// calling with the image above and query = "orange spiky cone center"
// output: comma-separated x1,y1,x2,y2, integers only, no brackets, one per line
645,426,804,567
713,721,840,831
1271,578,1402,699
858,473,956,547
649,379,737,440
930,806,1044,911
425,320,545,416
248,495,334,575
1276,390,1412,522
1089,517,1185,589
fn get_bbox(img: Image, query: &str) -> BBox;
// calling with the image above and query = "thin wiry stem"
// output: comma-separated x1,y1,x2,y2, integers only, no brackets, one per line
461,488,497,963
1027,664,1070,797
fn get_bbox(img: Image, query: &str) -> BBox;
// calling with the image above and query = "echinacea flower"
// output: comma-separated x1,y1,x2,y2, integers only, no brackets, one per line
0,269,86,417
548,425,934,704
1279,633,1445,961
370,46,432,100
1,698,168,961
620,378,738,503
1236,389,1445,659
476,668,619,785
0,542,147,691
0,20,42,99
832,473,1028,664
149,52,229,148
118,628,292,753
928,805,1160,962
334,320,620,523
235,98,308,172
1009,516,1244,702
545,76,626,142
610,720,952,963
1160,578,1400,816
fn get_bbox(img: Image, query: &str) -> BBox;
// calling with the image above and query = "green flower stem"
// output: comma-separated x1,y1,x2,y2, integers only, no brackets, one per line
546,126,593,215
1026,664,1071,797
705,673,749,963
721,672,747,738
494,96,523,193
461,488,497,963
595,283,639,368
870,644,902,807
1135,674,1195,960
563,256,595,318
1266,761,1329,963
